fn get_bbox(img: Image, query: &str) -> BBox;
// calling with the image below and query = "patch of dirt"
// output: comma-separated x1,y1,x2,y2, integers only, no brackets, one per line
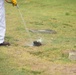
2,48,76,75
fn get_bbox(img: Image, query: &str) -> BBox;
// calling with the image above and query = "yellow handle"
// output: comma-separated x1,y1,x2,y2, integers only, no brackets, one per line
11,0,17,6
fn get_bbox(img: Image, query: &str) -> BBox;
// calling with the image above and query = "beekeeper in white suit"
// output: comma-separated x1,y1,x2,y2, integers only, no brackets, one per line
0,0,17,46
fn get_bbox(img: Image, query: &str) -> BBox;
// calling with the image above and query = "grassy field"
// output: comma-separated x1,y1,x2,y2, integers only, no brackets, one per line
0,0,76,75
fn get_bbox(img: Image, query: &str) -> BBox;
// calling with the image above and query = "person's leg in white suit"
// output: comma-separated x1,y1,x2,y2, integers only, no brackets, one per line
0,0,10,46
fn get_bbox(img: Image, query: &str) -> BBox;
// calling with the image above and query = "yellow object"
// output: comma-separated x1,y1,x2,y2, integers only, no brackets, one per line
11,0,17,6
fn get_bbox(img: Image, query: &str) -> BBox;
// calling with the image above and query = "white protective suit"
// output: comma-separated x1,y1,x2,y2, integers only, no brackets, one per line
0,0,6,43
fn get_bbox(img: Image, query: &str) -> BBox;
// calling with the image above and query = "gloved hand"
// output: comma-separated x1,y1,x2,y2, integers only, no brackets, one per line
11,0,17,6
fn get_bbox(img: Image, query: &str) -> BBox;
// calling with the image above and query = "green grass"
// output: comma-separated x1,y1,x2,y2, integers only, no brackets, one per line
0,0,76,75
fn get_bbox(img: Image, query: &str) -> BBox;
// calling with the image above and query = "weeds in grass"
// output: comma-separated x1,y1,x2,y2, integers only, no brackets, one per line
0,0,76,75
